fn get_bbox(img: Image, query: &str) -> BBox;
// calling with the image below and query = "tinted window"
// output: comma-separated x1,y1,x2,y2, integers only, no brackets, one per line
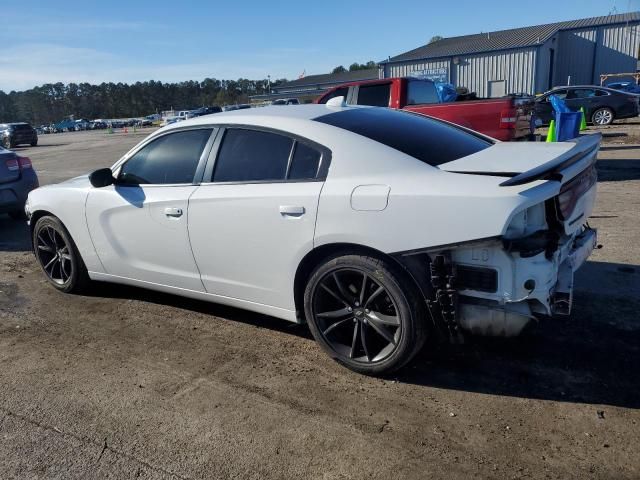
357,83,391,107
213,129,293,182
320,87,349,104
315,108,491,167
119,129,212,185
595,89,609,96
545,89,568,101
288,142,321,180
406,80,439,105
569,89,596,99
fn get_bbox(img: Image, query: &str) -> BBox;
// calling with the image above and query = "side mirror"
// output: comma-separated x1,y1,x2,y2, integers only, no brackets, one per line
89,168,115,188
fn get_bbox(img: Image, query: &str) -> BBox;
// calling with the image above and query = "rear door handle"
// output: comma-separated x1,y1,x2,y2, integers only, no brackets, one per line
164,207,183,218
279,205,305,216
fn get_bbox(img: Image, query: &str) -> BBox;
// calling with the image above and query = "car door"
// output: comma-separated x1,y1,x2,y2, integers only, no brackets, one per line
188,127,329,312
565,88,596,115
85,127,215,291
534,89,567,124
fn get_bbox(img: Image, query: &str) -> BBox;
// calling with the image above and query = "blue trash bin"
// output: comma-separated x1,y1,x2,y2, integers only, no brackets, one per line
555,111,582,141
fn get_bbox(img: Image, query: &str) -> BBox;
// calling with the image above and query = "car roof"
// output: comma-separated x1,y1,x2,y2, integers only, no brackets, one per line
162,104,359,129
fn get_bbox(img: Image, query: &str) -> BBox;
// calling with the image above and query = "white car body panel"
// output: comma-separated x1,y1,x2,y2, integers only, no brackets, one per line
188,181,322,311
85,184,204,291
26,104,600,333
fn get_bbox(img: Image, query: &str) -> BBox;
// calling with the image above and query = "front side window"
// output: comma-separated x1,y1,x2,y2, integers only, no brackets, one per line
406,80,439,105
119,129,212,185
212,129,293,182
356,83,391,107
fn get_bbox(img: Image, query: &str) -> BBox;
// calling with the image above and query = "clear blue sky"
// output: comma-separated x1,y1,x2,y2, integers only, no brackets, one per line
0,0,636,91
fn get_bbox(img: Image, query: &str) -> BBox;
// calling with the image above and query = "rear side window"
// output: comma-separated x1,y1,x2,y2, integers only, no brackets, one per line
213,129,293,182
315,108,491,167
119,129,212,184
356,84,391,107
288,142,321,180
319,87,349,104
406,80,439,105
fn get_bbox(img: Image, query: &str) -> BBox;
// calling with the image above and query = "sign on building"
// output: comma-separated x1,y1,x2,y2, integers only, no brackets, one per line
410,67,449,83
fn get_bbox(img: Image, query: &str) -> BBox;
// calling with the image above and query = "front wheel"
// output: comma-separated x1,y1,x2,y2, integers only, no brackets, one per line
33,216,90,293
304,254,427,375
592,107,614,126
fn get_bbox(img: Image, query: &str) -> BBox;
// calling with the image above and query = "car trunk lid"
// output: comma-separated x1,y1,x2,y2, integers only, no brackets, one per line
440,134,601,235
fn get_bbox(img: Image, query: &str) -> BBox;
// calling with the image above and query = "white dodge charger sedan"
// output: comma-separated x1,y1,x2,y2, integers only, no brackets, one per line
26,103,599,374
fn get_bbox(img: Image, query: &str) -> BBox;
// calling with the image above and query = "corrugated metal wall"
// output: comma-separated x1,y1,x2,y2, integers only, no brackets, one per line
454,48,537,96
384,59,451,80
382,21,640,96
555,29,597,86
595,23,640,81
384,49,537,97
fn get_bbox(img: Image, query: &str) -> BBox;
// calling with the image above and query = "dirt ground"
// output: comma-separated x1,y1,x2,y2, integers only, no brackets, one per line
0,125,639,479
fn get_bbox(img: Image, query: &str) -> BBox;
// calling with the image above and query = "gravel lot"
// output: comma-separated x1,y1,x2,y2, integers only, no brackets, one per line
1,126,639,479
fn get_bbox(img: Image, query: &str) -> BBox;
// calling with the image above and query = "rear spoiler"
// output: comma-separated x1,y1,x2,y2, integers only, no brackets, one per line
499,133,601,187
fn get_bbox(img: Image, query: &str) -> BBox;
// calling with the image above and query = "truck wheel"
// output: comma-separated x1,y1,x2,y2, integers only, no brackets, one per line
31,138,38,147
592,108,614,126
304,254,427,375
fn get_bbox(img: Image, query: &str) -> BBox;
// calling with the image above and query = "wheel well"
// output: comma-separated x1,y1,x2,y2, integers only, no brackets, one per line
28,210,55,245
293,243,431,322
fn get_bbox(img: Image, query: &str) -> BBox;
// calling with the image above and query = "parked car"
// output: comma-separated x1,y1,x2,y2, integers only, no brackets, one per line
606,81,640,95
317,77,535,141
534,86,640,126
135,118,153,127
0,123,38,148
192,106,222,117
26,104,600,375
223,104,251,112
1,147,39,219
272,98,300,105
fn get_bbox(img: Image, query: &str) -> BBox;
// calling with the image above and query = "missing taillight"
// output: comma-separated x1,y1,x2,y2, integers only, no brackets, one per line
557,166,597,220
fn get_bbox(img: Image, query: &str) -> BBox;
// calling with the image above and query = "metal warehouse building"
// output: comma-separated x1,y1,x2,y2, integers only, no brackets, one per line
380,12,640,97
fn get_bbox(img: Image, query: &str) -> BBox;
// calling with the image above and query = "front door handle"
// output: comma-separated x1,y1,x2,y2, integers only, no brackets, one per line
279,205,305,216
164,207,183,218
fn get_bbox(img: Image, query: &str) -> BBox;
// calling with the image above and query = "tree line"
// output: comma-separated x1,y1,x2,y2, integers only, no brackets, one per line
0,77,287,125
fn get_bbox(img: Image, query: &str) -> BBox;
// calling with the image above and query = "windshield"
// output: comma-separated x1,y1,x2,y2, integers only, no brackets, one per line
314,108,492,167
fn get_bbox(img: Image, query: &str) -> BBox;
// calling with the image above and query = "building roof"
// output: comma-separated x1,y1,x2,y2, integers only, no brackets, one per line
275,68,379,90
382,12,640,64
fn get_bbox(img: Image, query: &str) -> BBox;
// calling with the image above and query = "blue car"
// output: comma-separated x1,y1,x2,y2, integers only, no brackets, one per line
0,147,39,220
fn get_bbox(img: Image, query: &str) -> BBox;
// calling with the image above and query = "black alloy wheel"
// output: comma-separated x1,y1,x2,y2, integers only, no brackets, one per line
305,254,426,375
33,216,90,293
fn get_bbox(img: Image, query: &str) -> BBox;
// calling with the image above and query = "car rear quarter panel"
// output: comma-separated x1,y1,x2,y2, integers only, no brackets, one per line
313,142,549,254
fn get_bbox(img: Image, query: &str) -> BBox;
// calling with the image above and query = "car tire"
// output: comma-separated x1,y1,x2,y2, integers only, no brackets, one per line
31,139,38,147
32,215,91,294
591,107,614,126
304,254,427,375
2,137,11,149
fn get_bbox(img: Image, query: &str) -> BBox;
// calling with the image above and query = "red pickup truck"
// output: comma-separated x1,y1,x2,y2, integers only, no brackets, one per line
316,77,535,142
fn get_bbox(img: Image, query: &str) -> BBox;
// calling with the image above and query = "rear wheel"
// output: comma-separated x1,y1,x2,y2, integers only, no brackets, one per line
304,254,427,375
592,107,614,126
30,138,38,147
32,216,90,293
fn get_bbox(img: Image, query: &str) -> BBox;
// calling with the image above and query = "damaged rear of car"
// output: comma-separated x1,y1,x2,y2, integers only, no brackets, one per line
432,134,599,337
314,107,600,350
